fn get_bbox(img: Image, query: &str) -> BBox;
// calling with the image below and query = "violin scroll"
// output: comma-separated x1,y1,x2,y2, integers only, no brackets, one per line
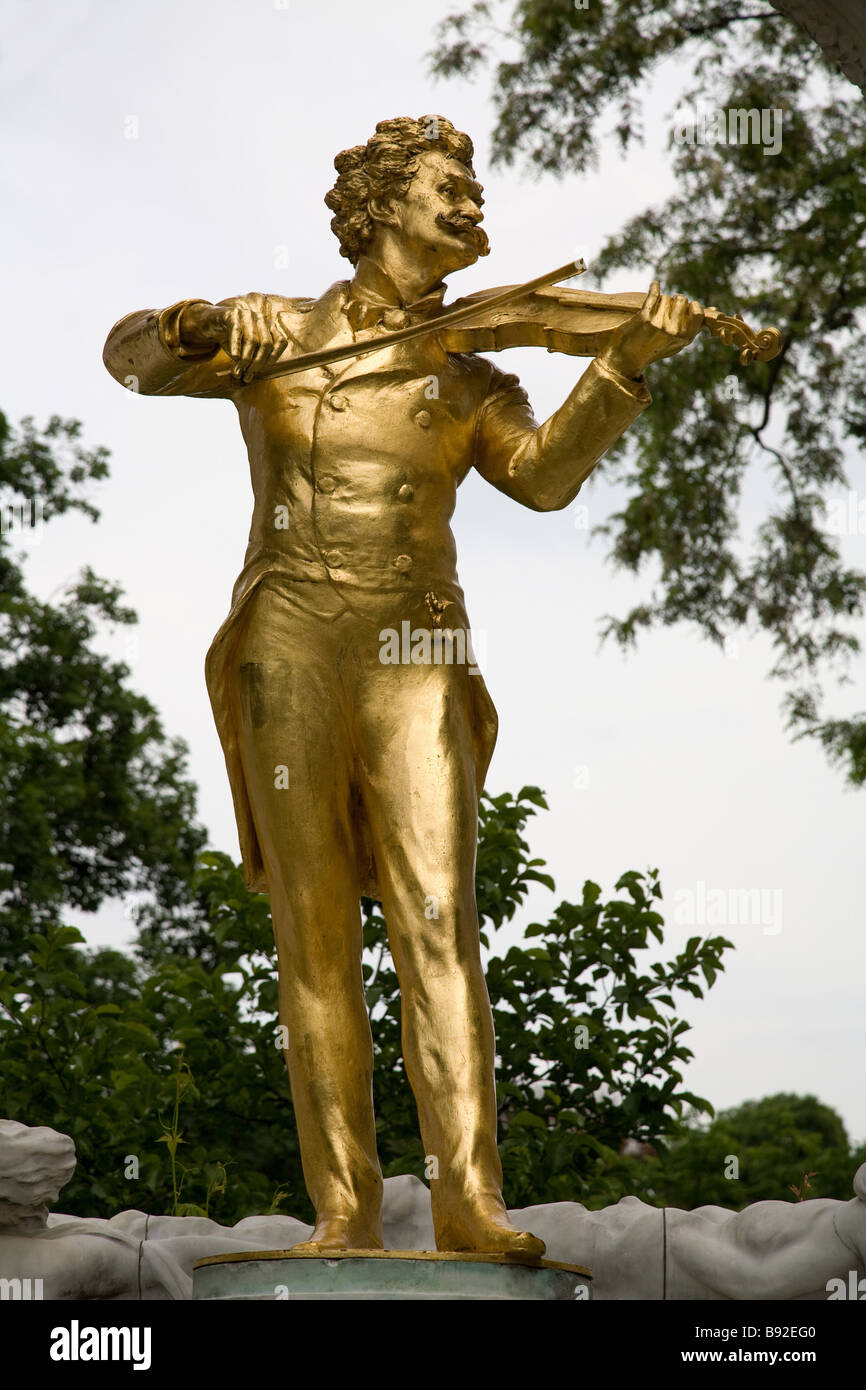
702,309,783,365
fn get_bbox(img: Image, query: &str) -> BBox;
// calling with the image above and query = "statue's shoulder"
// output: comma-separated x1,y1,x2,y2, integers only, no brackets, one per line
260,292,321,317
448,350,527,401
264,282,348,319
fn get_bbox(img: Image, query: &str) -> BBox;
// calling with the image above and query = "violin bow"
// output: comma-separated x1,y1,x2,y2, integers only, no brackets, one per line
254,257,782,381
253,258,587,381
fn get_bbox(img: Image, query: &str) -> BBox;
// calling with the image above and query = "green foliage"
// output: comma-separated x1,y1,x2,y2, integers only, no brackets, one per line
4,403,847,1224
630,1094,866,1209
156,1048,230,1218
0,412,205,967
431,0,866,783
0,408,258,1218
492,874,731,1207
0,880,303,1222
0,789,733,1222
365,833,732,1208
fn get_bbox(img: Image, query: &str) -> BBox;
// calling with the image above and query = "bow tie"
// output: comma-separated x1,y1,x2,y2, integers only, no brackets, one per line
344,288,446,333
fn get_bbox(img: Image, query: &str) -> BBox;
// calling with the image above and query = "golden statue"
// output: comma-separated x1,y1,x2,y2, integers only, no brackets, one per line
104,116,778,1260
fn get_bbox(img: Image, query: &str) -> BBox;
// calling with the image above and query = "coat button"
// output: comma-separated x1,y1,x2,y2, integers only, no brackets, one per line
323,550,345,568
383,308,410,329
393,554,413,573
414,409,432,428
398,484,415,502
317,475,336,493
328,394,349,411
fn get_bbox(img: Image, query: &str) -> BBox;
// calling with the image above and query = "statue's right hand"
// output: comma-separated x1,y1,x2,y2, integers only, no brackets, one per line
181,294,293,382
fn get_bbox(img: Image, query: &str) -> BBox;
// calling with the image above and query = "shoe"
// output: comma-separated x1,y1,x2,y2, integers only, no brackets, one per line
434,1194,546,1261
290,1214,383,1254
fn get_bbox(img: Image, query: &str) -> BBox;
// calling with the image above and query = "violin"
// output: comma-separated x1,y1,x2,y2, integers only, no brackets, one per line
257,258,782,381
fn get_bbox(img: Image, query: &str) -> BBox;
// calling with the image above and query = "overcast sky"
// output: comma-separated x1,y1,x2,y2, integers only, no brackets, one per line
2,0,864,1155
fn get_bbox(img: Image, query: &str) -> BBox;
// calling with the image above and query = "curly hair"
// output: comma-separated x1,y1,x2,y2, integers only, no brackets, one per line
324,115,477,265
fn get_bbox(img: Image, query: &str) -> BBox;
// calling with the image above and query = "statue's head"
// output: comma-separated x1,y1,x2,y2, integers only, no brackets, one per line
325,115,489,274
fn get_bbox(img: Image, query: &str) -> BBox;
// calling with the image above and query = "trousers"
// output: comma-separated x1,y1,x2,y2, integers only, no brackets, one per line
229,574,503,1234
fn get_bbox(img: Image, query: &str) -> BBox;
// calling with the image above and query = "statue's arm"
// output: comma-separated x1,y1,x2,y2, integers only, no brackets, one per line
102,299,239,398
472,357,651,512
103,293,300,397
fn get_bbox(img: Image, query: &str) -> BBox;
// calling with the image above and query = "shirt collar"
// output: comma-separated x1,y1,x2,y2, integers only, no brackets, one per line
347,256,447,321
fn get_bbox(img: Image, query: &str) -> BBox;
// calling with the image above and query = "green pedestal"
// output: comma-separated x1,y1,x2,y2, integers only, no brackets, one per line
193,1249,591,1301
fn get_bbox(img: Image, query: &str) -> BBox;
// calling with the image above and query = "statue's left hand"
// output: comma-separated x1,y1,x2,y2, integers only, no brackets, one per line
203,292,295,383
600,281,704,380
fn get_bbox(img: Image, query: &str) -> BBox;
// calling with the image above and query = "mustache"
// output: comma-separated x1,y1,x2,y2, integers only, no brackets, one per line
436,211,490,257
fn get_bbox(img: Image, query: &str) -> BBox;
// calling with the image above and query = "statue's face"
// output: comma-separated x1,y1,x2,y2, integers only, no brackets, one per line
388,149,488,274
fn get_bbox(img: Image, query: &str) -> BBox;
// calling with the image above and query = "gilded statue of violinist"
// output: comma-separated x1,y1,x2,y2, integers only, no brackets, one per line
103,116,778,1259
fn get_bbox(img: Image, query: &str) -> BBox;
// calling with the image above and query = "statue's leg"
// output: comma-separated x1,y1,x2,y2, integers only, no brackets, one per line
232,584,383,1250
353,643,545,1259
